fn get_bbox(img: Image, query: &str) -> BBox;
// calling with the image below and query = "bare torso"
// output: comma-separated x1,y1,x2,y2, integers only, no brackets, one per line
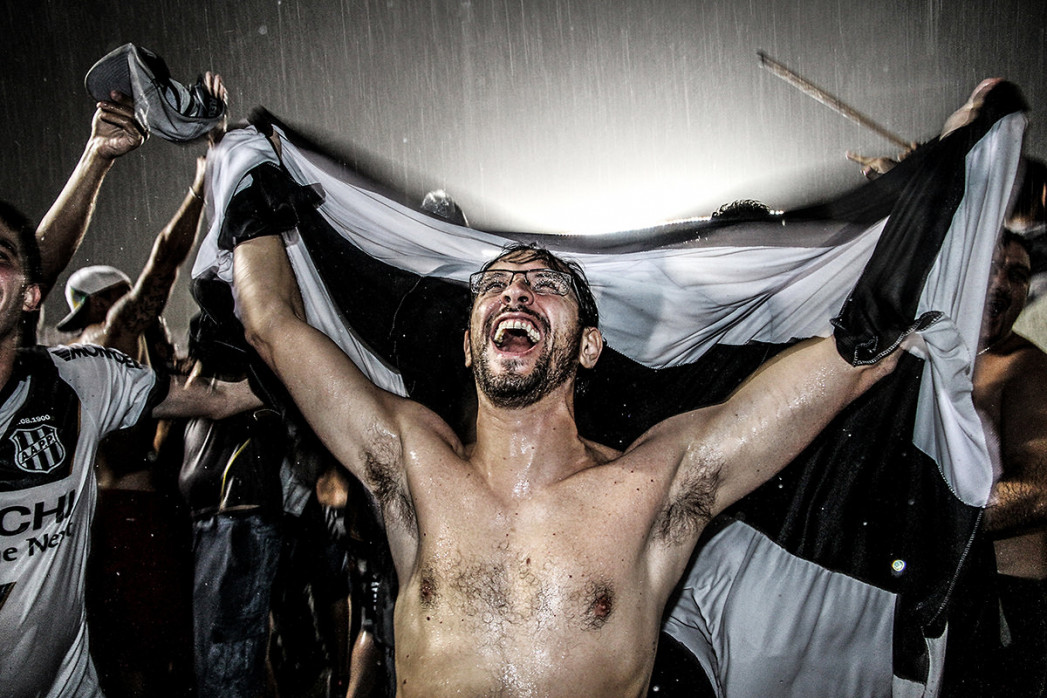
973,333,1047,579
382,418,706,697
233,237,887,696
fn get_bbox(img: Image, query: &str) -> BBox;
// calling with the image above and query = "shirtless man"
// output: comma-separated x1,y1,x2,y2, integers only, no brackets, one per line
972,230,1047,694
233,226,899,694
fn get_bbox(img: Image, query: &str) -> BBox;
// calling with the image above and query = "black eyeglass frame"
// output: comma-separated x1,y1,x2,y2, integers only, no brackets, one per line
468,268,577,298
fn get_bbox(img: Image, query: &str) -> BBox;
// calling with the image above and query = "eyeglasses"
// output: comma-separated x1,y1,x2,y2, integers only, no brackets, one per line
469,268,574,298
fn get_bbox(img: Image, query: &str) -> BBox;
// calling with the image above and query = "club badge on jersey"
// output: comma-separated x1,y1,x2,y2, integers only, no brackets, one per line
10,424,67,475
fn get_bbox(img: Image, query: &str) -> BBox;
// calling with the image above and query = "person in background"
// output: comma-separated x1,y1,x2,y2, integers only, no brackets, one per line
852,147,1047,696
42,69,228,697
179,279,289,698
974,226,1047,695
0,200,259,698
57,151,209,698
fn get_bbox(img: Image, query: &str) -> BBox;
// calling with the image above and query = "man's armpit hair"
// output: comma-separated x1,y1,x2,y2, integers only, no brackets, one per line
654,461,722,545
362,437,415,531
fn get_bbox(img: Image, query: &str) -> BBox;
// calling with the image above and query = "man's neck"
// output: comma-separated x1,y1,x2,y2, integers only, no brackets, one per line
979,328,1020,356
470,388,593,494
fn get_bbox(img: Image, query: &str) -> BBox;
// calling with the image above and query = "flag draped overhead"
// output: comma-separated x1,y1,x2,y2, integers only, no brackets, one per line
194,84,1027,695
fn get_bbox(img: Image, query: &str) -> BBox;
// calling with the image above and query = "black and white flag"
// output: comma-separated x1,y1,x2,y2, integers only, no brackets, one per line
195,82,1027,696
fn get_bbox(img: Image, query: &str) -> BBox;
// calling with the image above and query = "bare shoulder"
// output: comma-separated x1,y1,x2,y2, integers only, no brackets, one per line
1004,338,1047,399
619,406,723,474
397,398,467,457
356,398,465,541
357,395,466,482
1014,335,1047,365
998,334,1047,383
74,323,139,358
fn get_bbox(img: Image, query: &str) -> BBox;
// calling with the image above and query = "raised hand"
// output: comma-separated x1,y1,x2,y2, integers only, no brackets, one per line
940,78,1003,140
204,71,229,146
91,92,146,160
845,150,906,180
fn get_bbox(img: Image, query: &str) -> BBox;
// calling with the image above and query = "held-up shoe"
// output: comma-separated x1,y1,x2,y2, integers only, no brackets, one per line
85,43,225,142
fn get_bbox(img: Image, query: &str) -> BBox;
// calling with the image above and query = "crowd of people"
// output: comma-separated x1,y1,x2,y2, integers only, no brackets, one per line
2,60,399,698
1,48,1046,698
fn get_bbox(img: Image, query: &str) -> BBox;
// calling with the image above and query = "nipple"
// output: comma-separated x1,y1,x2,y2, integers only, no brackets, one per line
585,583,614,629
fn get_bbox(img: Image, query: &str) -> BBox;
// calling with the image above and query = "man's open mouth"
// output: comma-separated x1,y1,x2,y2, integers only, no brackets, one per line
491,317,541,352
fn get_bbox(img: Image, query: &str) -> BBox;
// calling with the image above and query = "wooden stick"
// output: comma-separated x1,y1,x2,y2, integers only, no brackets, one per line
757,51,914,150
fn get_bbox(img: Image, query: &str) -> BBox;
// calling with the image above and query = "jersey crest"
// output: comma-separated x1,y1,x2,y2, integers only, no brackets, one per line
0,350,81,491
10,424,66,475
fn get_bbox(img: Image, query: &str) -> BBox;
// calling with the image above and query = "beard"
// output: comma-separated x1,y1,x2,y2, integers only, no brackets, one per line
472,319,581,409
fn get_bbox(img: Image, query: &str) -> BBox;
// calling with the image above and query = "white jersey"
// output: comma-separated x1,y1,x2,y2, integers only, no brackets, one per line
0,345,161,698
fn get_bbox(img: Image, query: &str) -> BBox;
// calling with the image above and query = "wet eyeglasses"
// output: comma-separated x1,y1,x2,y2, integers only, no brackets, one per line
468,268,574,297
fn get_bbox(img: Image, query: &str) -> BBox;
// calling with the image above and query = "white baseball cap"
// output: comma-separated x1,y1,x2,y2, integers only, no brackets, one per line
56,265,131,332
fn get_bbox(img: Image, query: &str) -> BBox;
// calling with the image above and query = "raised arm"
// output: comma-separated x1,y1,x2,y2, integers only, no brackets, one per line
91,157,206,349
645,79,1018,537
234,233,448,486
844,78,1005,182
36,94,145,298
37,72,227,305
638,337,897,519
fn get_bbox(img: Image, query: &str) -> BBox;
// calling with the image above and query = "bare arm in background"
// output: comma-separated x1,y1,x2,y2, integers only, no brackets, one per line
153,372,262,421
79,155,207,353
36,93,145,299
35,72,228,301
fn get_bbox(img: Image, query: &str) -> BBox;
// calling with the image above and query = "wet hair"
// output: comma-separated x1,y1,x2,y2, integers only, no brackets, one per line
711,199,775,222
478,242,599,329
421,190,469,227
0,200,43,286
1007,158,1047,231
1001,228,1032,258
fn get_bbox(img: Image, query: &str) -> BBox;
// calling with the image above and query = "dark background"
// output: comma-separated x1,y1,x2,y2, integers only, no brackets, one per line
1,0,1044,346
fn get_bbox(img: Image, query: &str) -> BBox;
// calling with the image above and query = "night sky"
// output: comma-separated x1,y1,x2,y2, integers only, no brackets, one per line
1,0,1044,344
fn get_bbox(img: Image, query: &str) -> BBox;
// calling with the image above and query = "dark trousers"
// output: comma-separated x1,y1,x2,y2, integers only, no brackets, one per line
192,513,282,698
